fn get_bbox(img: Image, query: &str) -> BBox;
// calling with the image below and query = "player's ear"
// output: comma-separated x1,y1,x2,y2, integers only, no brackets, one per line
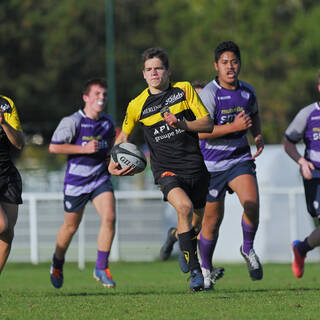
82,94,88,103
214,62,218,72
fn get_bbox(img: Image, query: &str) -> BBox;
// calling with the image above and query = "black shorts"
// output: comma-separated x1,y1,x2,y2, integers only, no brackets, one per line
158,170,209,209
0,166,22,204
303,177,320,218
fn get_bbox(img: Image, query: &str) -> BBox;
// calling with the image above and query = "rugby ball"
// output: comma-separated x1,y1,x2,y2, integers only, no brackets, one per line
111,142,147,174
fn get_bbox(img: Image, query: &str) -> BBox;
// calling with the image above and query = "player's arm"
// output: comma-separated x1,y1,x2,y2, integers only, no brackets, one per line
108,124,135,176
284,137,314,180
249,112,264,159
198,110,252,140
0,110,24,150
49,116,99,155
164,113,213,133
49,141,99,155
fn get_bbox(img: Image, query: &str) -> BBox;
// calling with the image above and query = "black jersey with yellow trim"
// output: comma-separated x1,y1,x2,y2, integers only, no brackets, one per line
0,95,23,169
122,81,209,182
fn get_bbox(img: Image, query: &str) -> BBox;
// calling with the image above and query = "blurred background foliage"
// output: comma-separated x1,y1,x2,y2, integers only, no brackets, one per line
1,0,320,147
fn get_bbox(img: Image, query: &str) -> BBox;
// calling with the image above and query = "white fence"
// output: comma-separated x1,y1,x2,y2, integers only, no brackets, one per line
11,190,165,269
9,186,320,267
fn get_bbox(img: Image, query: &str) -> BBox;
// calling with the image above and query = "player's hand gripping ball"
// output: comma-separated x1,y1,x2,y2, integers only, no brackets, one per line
111,142,147,174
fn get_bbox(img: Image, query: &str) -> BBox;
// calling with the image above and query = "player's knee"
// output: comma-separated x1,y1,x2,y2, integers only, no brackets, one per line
203,213,223,232
64,223,79,235
175,200,193,218
101,215,116,229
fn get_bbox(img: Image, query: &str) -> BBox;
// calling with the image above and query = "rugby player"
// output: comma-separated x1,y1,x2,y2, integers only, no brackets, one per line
108,47,214,292
197,41,264,288
160,80,225,289
49,78,117,289
160,80,208,263
0,95,24,277
284,72,320,278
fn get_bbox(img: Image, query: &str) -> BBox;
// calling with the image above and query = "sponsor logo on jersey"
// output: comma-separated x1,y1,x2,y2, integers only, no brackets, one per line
311,116,320,120
164,92,184,106
221,106,243,114
81,124,94,128
0,98,12,113
142,104,162,116
217,96,231,100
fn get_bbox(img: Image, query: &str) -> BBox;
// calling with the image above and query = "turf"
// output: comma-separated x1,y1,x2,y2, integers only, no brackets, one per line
0,260,319,320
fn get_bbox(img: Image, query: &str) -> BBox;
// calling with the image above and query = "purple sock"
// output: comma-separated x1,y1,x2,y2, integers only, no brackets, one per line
96,250,110,270
199,233,217,271
297,237,312,256
52,254,65,270
241,219,257,255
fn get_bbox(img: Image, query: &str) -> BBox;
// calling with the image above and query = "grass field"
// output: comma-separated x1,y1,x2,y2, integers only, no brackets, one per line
0,260,319,320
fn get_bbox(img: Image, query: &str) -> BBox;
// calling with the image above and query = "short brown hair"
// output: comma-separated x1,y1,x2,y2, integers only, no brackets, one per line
191,80,207,90
82,78,107,95
142,47,169,70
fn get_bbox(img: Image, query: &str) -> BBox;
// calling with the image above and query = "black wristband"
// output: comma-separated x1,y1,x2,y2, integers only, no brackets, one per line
176,120,187,130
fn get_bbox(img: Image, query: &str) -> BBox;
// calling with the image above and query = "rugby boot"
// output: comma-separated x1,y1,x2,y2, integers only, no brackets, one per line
291,240,306,278
160,227,177,261
50,266,64,289
240,245,263,281
93,268,116,288
188,268,204,292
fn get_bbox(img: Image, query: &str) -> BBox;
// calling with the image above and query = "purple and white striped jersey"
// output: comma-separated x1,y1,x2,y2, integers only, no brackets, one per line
199,79,258,172
50,109,115,196
285,102,320,169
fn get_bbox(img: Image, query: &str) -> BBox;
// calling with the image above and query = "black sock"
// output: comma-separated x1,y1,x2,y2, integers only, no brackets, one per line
178,228,200,271
52,254,65,270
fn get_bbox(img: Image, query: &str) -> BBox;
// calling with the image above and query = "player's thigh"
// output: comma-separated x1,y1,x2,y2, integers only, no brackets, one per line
92,191,116,221
229,174,259,207
0,202,18,230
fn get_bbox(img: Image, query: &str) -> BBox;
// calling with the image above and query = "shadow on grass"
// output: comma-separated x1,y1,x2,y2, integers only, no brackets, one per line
214,287,320,295
53,286,320,298
54,290,201,297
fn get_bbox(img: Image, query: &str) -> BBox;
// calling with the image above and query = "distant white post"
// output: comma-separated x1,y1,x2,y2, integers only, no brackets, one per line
288,189,298,242
78,215,85,270
29,195,39,264
109,196,120,261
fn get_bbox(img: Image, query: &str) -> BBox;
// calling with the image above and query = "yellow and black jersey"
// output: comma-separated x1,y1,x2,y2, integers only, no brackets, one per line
0,95,23,168
122,81,209,182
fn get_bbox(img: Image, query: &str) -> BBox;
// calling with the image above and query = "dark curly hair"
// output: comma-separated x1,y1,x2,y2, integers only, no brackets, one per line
214,41,241,63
